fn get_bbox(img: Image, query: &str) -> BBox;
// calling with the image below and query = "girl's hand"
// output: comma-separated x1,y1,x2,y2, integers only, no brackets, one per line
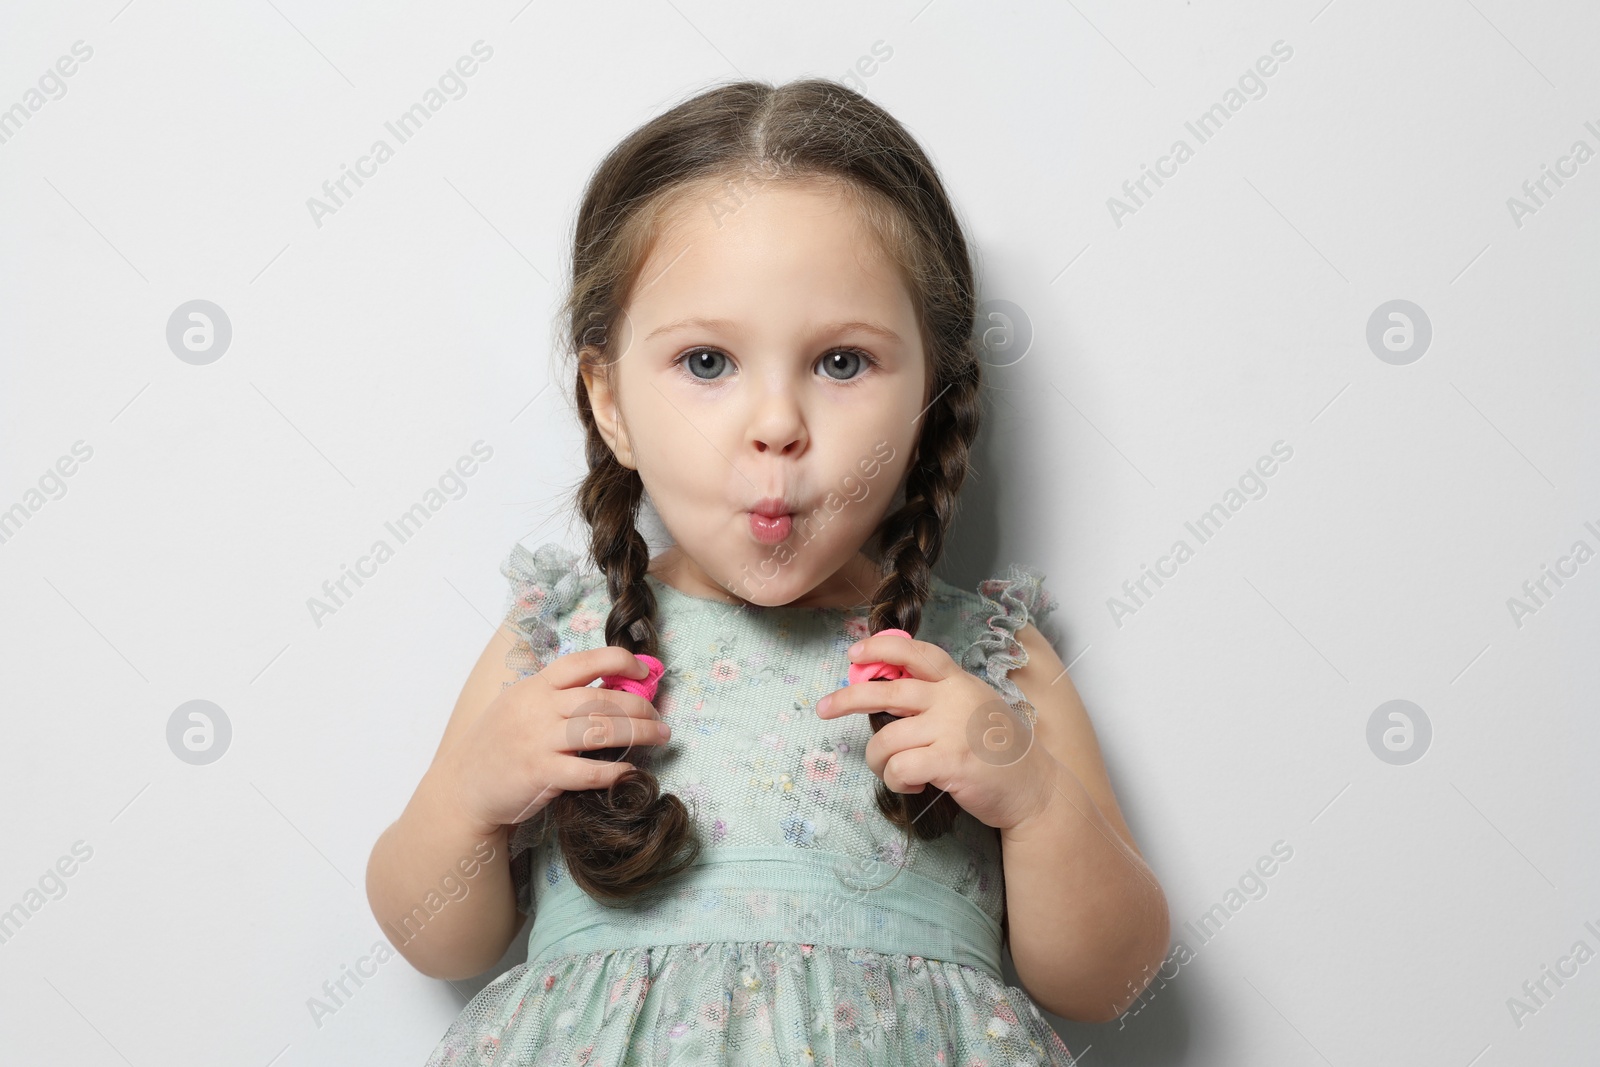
815,632,1058,833
435,646,672,837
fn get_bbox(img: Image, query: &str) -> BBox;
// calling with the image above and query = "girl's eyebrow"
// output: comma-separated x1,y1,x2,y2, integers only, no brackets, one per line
645,317,903,344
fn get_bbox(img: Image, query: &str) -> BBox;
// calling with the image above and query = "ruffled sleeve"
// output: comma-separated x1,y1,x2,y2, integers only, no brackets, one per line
498,541,598,914
961,564,1060,728
501,541,597,681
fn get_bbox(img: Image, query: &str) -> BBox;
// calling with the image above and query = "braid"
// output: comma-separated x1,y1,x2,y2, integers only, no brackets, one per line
545,372,700,903
866,356,984,841
584,451,660,654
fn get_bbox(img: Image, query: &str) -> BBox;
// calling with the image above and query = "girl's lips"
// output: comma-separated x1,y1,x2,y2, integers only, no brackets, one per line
748,511,793,545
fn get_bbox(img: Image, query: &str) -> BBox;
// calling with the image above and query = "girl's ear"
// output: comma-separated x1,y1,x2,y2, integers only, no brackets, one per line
580,349,637,470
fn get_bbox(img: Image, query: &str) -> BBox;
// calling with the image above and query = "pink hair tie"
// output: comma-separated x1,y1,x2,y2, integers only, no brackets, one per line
600,653,665,700
847,628,912,686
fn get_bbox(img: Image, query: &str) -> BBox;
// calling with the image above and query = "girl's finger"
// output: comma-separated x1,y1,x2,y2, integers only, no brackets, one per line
816,677,929,720
862,713,942,779
559,688,662,721
547,753,640,792
845,632,955,683
538,645,652,691
881,745,938,795
553,706,672,754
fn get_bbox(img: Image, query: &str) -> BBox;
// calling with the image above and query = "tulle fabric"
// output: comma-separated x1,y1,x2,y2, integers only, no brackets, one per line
966,564,1059,728
424,940,1077,1066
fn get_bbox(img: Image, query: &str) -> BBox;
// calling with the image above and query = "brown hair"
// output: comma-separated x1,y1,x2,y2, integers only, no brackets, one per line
549,77,984,903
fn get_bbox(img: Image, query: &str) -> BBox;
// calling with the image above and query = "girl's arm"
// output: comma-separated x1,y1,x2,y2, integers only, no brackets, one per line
365,624,529,980
997,623,1171,1023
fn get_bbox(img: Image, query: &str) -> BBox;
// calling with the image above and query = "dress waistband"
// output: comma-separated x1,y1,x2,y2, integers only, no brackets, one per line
525,845,1003,977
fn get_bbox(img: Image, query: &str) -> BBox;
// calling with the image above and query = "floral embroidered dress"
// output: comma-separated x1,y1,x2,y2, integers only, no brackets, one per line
424,541,1078,1066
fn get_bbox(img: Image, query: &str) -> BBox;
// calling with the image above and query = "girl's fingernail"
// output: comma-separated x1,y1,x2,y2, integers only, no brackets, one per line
817,695,833,715
848,641,864,656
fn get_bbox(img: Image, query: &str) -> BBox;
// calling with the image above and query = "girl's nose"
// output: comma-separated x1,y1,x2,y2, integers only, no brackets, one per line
748,393,807,455
753,432,804,455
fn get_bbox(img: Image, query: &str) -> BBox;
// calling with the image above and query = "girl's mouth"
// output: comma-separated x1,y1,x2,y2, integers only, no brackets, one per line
748,511,793,544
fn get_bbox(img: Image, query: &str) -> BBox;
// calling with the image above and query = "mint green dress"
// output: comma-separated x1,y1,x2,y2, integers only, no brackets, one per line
425,541,1078,1066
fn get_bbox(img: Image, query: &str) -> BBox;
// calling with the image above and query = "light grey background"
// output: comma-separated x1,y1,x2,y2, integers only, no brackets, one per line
2,1,1596,1064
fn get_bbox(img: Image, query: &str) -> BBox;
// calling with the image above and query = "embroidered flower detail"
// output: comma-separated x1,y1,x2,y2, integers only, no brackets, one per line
568,608,604,634
834,1001,859,1029
844,616,872,641
802,749,840,783
710,659,739,683
781,813,819,845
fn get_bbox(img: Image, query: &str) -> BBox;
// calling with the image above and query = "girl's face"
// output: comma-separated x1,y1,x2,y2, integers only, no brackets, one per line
583,179,929,609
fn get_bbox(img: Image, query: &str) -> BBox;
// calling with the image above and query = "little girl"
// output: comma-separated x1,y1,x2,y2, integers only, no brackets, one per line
368,77,1169,1065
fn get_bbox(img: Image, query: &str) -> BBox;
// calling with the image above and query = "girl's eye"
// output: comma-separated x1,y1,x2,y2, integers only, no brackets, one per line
680,348,729,380
818,348,873,382
672,347,879,384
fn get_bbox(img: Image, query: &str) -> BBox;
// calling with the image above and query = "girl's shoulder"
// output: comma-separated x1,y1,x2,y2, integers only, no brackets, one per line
925,562,1060,727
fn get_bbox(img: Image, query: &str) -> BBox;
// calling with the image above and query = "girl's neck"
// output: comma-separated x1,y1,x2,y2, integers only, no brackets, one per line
647,546,882,610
